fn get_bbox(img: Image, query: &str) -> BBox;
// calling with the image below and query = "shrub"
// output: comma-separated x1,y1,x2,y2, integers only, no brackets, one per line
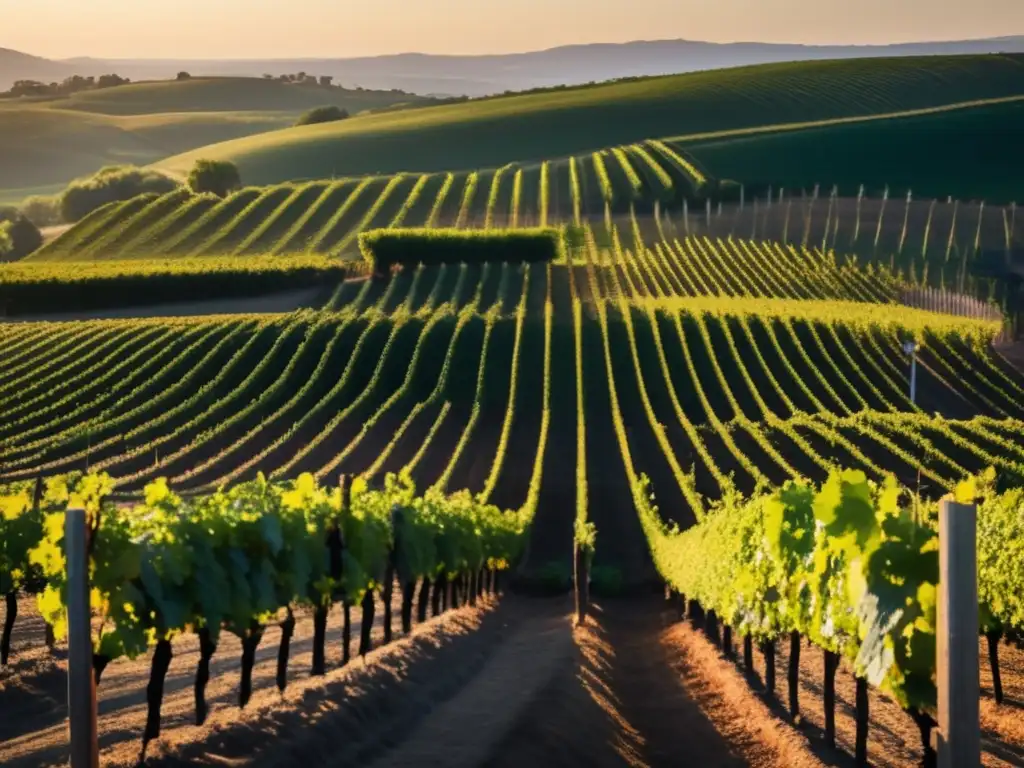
176,71,192,81
96,74,130,89
358,227,565,273
0,255,354,315
187,159,242,198
0,222,12,259
19,195,62,227
296,105,350,126
59,165,180,223
0,207,43,260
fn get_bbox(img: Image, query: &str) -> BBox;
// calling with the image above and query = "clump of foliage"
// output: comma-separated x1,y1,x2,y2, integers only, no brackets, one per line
59,166,180,223
0,222,12,259
3,73,130,99
18,195,62,227
296,105,350,126
0,207,43,260
359,226,565,272
0,255,359,315
187,159,242,198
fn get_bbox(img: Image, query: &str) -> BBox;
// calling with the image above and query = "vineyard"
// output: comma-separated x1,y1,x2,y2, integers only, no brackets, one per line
3,52,1024,768
26,144,707,264
23,143,1021,322
4,219,1024,764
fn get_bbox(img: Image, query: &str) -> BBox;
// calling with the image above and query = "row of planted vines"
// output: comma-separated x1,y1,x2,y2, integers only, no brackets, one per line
632,468,1023,766
28,139,715,262
1,470,525,755
3,218,1023,765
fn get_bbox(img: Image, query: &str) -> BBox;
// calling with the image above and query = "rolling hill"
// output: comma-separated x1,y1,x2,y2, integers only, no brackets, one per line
0,77,436,201
679,98,1024,202
27,54,1024,258
153,55,1024,185
48,76,434,115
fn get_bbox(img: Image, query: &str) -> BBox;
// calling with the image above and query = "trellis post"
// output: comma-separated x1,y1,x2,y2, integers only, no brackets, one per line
66,506,99,768
935,499,980,768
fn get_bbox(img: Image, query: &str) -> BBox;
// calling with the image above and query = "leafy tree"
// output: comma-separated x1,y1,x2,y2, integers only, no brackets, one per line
96,74,130,89
0,208,43,259
187,159,242,198
0,222,13,260
10,80,49,97
176,71,192,81
59,165,179,222
19,195,62,227
296,105,350,126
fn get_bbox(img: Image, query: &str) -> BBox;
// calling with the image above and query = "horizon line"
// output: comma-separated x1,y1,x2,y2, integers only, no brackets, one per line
23,33,1024,64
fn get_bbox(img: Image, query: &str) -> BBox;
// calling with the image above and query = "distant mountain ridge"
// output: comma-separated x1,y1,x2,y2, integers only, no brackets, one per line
3,36,1024,96
0,47,79,88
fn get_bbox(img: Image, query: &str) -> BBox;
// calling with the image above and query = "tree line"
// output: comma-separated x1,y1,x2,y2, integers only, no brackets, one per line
3,74,131,98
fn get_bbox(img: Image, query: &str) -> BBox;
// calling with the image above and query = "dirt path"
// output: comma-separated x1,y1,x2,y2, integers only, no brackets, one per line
364,600,574,768
15,593,1015,767
771,631,1024,767
489,597,832,768
359,595,828,768
672,606,1024,768
0,585,432,767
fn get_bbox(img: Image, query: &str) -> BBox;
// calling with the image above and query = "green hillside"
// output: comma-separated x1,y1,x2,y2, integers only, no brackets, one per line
29,140,712,261
0,107,291,194
0,77,436,199
51,76,434,115
154,55,1024,184
679,98,1024,202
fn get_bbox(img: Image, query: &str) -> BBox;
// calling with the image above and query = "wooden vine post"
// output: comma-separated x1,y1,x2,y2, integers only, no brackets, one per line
1,592,16,666
761,639,776,697
416,577,431,624
855,676,869,765
194,628,216,725
787,630,801,719
823,649,839,748
383,505,401,644
338,475,352,666
935,500,980,768
66,505,99,768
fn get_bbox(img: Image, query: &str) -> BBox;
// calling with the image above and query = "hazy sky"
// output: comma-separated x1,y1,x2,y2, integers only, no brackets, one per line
7,0,1024,59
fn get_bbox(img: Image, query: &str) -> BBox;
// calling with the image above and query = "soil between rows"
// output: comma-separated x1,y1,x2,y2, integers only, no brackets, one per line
5,594,1024,767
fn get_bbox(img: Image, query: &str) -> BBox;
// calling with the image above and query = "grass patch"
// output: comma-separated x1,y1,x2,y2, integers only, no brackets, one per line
0,254,358,315
358,226,566,272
